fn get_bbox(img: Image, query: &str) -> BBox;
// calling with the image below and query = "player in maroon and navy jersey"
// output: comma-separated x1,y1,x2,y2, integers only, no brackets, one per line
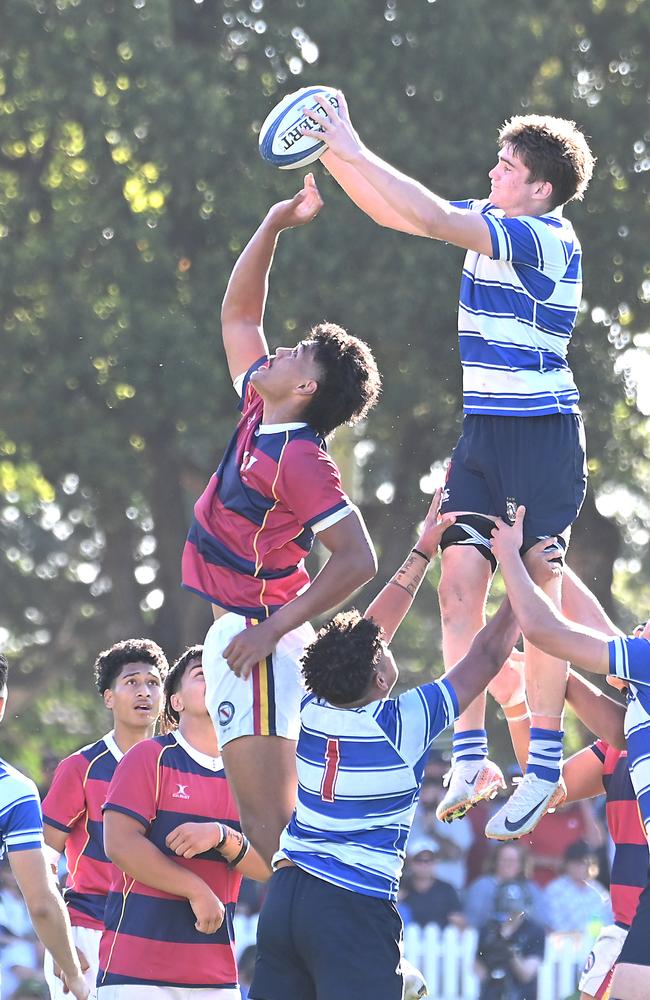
181,173,381,864
99,646,268,999
42,639,167,999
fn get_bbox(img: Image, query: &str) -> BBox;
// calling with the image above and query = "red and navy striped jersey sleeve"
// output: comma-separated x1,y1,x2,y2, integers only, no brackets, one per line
275,438,350,532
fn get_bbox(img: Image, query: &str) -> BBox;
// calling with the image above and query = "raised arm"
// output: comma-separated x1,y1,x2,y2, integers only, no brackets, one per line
221,173,324,381
491,508,612,675
363,488,455,640
306,92,492,254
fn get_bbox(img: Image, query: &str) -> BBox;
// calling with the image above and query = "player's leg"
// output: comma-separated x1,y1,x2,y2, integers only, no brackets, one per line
249,866,317,1000
286,865,404,1000
222,734,297,866
436,543,506,821
436,420,507,822
202,613,313,866
486,413,587,840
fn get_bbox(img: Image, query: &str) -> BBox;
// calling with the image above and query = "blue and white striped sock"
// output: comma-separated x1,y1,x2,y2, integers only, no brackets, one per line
453,729,488,764
526,727,563,782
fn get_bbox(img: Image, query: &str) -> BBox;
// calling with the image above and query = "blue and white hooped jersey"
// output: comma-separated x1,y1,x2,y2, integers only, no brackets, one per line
276,677,459,901
452,199,582,418
0,757,43,857
609,636,650,839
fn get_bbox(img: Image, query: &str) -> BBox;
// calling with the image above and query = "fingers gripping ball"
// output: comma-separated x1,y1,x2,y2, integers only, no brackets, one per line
259,85,338,170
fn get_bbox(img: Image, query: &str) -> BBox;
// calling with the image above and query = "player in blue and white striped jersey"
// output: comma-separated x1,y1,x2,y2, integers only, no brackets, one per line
490,508,650,1000
304,95,596,837
0,654,89,1000
249,491,522,1000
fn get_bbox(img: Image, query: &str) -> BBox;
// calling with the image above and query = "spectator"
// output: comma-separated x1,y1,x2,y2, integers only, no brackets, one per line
475,880,545,1000
411,751,474,890
525,798,604,887
543,839,613,935
400,837,465,929
465,843,547,930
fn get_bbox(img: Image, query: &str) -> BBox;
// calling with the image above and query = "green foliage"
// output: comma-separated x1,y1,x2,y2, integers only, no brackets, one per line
0,0,648,772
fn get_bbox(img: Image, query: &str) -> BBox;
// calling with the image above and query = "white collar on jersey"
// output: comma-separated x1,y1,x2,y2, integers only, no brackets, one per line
257,421,308,434
103,731,124,763
174,729,223,772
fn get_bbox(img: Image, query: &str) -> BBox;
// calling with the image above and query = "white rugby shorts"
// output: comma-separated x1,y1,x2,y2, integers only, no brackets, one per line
97,987,241,999
578,922,627,997
203,613,315,745
44,924,102,1000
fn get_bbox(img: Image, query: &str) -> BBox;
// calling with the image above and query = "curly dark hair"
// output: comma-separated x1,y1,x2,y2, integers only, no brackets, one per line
163,645,203,731
301,323,381,438
498,114,595,208
94,638,169,695
301,610,383,705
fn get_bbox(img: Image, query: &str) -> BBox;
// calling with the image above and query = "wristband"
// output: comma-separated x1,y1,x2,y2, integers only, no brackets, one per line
412,547,431,564
214,823,227,851
228,836,250,869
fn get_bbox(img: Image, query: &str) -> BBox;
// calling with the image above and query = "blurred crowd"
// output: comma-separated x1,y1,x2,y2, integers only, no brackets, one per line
0,749,613,1000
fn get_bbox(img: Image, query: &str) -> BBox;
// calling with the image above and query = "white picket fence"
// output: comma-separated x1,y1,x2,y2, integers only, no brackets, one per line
234,915,592,1000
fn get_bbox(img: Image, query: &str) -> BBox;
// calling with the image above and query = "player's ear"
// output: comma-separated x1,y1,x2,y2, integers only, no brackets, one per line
103,687,114,710
534,178,553,204
170,692,183,715
294,378,318,398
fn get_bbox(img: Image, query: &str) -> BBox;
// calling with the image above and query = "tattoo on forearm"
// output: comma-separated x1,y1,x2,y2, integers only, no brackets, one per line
390,553,427,598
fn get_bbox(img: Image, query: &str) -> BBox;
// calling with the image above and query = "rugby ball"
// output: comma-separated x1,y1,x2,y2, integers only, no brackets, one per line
258,86,339,170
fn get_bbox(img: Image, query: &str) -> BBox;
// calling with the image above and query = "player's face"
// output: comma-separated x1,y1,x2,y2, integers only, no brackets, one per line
106,661,164,728
176,658,209,718
252,341,320,401
376,643,399,695
488,145,542,217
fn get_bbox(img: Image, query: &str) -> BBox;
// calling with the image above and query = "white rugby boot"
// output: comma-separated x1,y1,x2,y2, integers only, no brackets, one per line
435,759,506,823
485,771,561,840
401,957,429,999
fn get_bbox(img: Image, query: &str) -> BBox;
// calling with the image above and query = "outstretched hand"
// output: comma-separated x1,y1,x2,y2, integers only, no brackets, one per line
269,172,324,230
301,90,363,163
414,488,456,559
223,617,279,679
523,537,564,586
489,505,526,563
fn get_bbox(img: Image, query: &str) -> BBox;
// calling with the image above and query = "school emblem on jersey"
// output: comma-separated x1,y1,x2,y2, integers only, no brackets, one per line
172,783,191,800
505,497,518,524
218,701,235,726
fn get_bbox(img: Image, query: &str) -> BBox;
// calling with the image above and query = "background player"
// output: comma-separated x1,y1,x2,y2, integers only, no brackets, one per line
491,508,650,1000
249,490,526,1000
303,93,595,835
0,653,89,1000
99,645,267,998
42,638,167,998
181,173,381,864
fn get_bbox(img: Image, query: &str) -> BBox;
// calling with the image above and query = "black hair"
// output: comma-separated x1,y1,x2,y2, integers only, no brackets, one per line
94,638,168,695
301,610,383,704
498,114,595,209
0,653,7,692
301,323,381,438
163,645,203,731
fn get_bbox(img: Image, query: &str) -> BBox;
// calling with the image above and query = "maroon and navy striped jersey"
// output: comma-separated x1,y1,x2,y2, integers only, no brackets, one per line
592,739,649,927
182,356,352,618
99,731,243,989
42,733,123,930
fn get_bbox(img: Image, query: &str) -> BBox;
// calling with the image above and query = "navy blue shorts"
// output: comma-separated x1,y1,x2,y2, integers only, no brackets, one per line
617,879,650,968
250,865,404,1000
440,413,587,549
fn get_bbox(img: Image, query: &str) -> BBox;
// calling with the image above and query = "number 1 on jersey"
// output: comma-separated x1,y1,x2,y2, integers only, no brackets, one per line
320,738,340,802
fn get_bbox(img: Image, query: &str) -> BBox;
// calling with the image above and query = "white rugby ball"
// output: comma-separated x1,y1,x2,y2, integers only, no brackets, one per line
258,85,339,170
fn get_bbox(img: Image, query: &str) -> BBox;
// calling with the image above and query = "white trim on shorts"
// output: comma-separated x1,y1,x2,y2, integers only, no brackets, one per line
45,924,102,1000
203,614,315,745
97,986,241,999
578,922,627,996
